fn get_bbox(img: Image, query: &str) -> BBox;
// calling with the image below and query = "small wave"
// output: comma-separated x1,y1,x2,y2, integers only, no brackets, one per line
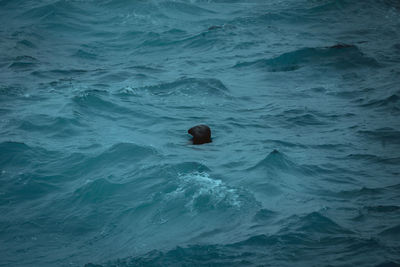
234,45,379,72
16,39,37,48
365,205,400,213
72,89,142,117
286,113,326,126
63,143,159,178
72,178,126,205
18,0,92,27
261,139,307,149
307,0,351,14
249,149,295,171
346,154,400,165
337,186,385,199
8,55,39,70
233,234,278,247
158,1,216,16
1,175,59,203
168,162,211,174
379,224,400,238
31,68,89,79
358,127,400,145
139,78,229,97
0,85,27,99
72,49,98,60
280,212,354,235
0,142,63,202
252,208,277,222
96,70,134,83
0,141,58,169
88,231,384,267
375,262,400,267
118,77,232,108
17,114,86,138
248,149,314,176
361,93,400,113
164,172,242,213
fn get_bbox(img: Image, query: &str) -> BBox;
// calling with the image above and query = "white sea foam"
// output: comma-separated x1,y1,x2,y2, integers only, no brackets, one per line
166,172,241,212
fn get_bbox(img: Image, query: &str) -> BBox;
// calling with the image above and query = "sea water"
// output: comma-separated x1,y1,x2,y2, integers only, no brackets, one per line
0,0,400,266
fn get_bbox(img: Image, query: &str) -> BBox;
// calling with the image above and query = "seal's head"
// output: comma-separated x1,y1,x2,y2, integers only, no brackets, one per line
188,124,212,145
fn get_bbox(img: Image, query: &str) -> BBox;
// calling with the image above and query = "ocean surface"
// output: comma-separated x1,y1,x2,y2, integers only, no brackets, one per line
1,0,400,266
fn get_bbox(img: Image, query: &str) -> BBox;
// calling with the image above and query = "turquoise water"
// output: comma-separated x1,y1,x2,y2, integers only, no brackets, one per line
1,0,400,266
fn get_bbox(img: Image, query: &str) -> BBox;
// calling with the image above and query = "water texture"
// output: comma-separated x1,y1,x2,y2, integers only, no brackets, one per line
1,0,400,266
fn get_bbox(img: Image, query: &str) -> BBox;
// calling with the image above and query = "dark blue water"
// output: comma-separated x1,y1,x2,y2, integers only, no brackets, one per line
1,0,400,266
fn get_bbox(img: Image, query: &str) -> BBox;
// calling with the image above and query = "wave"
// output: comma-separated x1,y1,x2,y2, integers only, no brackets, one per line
117,78,232,110
346,154,400,165
334,186,394,200
260,139,308,149
71,89,146,118
8,55,39,71
16,38,37,49
0,85,27,99
0,174,59,204
279,212,354,235
158,1,216,16
360,93,400,114
0,141,58,169
60,143,159,180
358,127,400,144
17,0,92,25
375,262,400,267
1,0,399,266
0,142,64,203
234,45,380,72
365,205,400,213
71,177,128,205
306,0,352,14
31,68,89,80
160,172,259,215
249,149,295,171
252,208,277,222
286,113,326,126
248,149,315,177
85,228,385,267
244,150,327,197
379,224,400,238
17,114,86,138
259,107,336,128
145,78,229,96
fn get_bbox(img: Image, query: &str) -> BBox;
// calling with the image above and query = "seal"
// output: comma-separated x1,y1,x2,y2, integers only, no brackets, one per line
188,125,212,145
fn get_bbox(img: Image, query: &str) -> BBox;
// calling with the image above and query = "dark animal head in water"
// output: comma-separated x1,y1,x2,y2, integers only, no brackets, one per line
188,125,212,145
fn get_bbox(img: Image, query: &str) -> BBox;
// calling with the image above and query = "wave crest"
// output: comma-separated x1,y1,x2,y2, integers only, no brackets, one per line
235,45,379,72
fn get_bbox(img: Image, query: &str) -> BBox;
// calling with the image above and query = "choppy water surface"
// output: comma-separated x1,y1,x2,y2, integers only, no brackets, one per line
1,0,400,266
